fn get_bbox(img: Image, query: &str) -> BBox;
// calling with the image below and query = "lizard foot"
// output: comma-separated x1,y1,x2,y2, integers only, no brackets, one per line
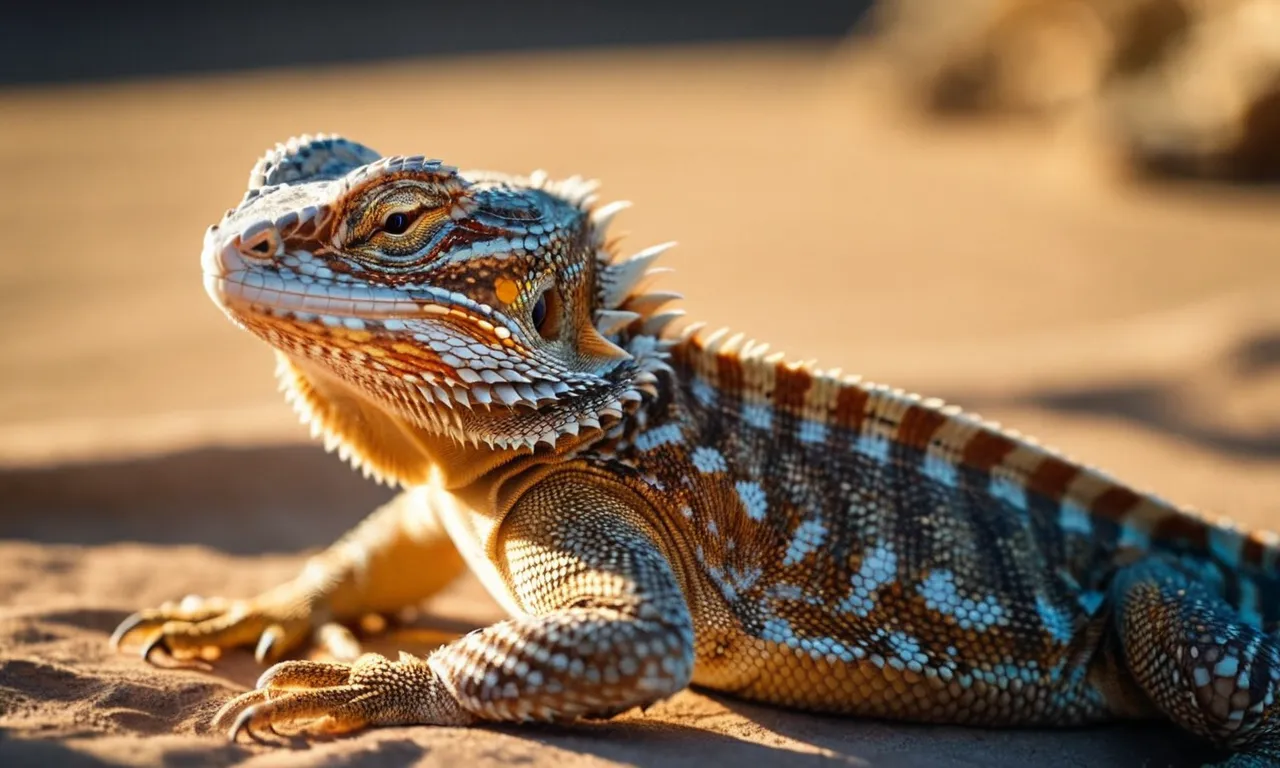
111,491,466,667
213,652,472,740
110,592,369,665
1114,556,1280,768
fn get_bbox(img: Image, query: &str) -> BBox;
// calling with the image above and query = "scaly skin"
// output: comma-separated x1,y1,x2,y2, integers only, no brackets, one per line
112,135,1280,765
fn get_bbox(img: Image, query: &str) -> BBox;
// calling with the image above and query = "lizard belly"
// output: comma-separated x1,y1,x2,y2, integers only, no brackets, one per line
692,632,1115,726
685,575,1118,726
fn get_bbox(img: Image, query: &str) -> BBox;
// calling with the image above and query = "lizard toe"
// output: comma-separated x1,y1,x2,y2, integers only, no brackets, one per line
109,595,232,650
223,687,369,742
215,659,373,741
314,621,364,662
213,653,472,740
111,595,315,664
256,659,355,690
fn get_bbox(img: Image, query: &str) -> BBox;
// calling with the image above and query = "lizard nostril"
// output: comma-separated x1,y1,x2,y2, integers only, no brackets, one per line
237,225,280,260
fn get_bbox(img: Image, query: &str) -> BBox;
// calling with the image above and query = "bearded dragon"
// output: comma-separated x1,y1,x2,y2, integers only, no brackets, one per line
110,134,1280,767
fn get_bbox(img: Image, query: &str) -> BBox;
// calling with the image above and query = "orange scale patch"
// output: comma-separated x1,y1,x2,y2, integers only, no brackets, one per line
494,277,521,305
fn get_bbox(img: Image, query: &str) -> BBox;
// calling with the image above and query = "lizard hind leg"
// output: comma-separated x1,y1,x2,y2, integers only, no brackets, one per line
1112,555,1280,767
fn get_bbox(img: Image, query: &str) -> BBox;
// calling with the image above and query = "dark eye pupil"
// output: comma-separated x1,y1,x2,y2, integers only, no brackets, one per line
530,294,548,330
383,212,410,235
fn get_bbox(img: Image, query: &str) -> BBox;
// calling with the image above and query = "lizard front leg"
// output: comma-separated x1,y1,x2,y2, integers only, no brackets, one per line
111,487,465,663
1112,555,1280,767
211,475,697,738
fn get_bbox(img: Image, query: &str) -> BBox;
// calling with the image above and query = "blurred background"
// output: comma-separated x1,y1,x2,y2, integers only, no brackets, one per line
1,3,1278,766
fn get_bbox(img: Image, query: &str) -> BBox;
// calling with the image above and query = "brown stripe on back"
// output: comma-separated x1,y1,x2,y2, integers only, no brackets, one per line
715,353,744,393
773,365,813,413
1242,532,1271,570
834,385,870,433
1091,486,1143,523
960,430,1017,472
895,404,948,451
670,344,690,368
1027,456,1078,505
1150,513,1210,550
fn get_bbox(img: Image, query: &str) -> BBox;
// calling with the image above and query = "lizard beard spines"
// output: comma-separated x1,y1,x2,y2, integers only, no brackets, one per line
277,354,429,487
284,341,653,460
568,202,685,435
598,241,678,312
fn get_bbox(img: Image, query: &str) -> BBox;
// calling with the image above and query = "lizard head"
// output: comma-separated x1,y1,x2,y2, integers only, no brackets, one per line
202,134,681,482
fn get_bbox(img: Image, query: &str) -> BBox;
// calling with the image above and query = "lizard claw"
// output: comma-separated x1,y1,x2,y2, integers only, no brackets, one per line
140,632,170,663
110,592,365,666
229,704,275,745
254,625,286,664
108,612,145,651
110,613,210,670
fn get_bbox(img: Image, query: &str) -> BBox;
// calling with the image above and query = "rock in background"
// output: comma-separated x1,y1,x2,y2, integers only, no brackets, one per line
873,0,1280,181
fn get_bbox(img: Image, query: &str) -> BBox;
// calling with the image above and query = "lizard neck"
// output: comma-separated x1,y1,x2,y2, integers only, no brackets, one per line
277,353,604,490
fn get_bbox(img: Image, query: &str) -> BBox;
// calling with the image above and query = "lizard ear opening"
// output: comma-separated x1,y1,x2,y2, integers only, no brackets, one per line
531,287,562,342
248,134,382,190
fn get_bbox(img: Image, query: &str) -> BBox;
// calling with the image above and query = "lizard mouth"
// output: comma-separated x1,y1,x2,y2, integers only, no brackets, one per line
206,262,590,419
204,241,516,336
207,272,439,322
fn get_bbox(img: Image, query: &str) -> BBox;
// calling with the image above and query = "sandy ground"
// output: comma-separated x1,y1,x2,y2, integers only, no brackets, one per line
2,42,1279,767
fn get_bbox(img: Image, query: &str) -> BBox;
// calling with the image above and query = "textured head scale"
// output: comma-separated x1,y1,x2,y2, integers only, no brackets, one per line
201,134,683,483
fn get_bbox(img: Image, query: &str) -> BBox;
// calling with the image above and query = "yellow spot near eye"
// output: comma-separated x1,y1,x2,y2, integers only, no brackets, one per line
494,277,520,305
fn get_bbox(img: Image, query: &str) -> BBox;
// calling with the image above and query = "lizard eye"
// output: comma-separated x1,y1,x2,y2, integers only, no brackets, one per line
380,211,413,236
530,293,548,330
530,288,561,341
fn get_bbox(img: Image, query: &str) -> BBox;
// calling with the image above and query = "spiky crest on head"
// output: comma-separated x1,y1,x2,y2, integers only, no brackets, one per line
200,134,683,484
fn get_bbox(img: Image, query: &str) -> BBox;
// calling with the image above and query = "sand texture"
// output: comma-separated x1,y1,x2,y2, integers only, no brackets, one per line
2,43,1279,767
